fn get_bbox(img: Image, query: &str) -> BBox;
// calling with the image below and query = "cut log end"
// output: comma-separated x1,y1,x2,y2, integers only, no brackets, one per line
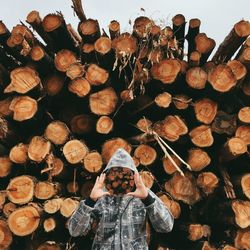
189,125,214,147
238,107,250,124
232,200,250,228
68,77,91,97
241,174,250,199
154,92,172,108
134,144,157,166
187,148,211,171
42,14,62,32
96,116,114,134
83,151,103,173
140,171,154,189
197,172,219,195
9,143,28,164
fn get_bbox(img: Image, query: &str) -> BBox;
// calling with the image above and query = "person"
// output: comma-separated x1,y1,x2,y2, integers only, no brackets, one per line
68,148,174,250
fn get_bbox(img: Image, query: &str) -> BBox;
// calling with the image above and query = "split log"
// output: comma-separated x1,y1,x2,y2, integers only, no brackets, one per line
70,114,95,135
89,87,118,115
153,115,188,142
219,137,247,162
193,98,218,124
235,125,250,145
83,151,103,173
157,193,181,220
60,198,79,218
43,217,56,233
7,175,35,205
134,144,157,166
44,121,70,145
0,219,13,249
208,64,237,92
196,172,219,195
62,139,88,164
189,125,214,147
164,172,201,205
212,20,250,64
42,13,79,53
43,198,64,214
195,33,215,65
34,181,61,200
186,66,208,89
186,18,201,58
101,137,132,164
4,66,41,94
96,116,114,134
68,77,91,97
7,204,41,236
54,49,77,72
9,143,28,164
140,171,154,189
109,20,120,40
0,156,12,178
28,136,51,163
186,148,211,172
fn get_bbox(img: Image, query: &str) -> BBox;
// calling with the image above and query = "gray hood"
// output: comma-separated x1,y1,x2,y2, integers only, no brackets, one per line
103,148,138,173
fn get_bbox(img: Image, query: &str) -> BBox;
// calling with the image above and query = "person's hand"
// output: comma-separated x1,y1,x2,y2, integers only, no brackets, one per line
90,173,110,201
127,172,148,199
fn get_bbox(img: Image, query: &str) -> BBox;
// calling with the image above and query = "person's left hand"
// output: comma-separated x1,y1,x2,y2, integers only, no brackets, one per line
127,172,148,199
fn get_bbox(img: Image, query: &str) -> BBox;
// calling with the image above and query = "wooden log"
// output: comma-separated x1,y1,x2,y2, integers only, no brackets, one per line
62,139,88,164
9,143,28,164
162,154,182,175
44,121,70,145
140,171,154,189
28,136,51,163
172,94,191,110
78,18,101,43
153,115,188,142
60,198,79,218
67,181,79,194
238,107,250,124
67,23,82,45
96,115,114,134
186,148,211,172
185,224,211,241
197,172,219,195
68,77,91,97
157,193,181,219
0,192,6,210
81,43,95,63
70,114,95,135
151,59,182,84
101,137,132,164
66,62,85,80
42,13,79,53
109,20,120,40
227,60,247,84
186,66,208,89
133,144,157,166
43,198,64,214
154,92,172,108
7,175,35,205
193,98,218,124
221,245,238,250
7,204,41,236
212,20,250,64
85,64,109,86
235,125,250,145
232,200,250,228
194,241,216,250
165,172,201,205
0,156,12,178
208,64,237,92
172,14,186,57
9,96,38,122
89,87,118,115
34,181,61,200
189,51,201,67
43,217,56,233
0,219,13,249
44,73,65,96
189,125,214,147
83,151,103,173
49,157,68,180
4,66,41,94
54,49,77,72
234,228,250,250
133,16,154,39
37,241,62,250
195,33,215,65
186,18,201,58
2,202,16,218
219,137,247,162
0,97,13,118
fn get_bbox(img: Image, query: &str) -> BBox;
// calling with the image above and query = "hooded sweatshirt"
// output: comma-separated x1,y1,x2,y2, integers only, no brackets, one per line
68,148,174,250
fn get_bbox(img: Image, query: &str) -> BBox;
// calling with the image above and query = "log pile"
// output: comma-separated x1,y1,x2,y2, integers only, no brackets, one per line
0,0,249,249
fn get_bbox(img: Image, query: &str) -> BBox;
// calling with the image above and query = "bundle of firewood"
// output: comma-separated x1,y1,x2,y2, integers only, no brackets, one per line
0,0,249,249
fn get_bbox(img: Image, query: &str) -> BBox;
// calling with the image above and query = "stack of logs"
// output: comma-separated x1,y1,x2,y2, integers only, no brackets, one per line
0,0,250,249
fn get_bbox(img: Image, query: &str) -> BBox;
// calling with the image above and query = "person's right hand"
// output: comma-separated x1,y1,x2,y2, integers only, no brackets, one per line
90,173,110,201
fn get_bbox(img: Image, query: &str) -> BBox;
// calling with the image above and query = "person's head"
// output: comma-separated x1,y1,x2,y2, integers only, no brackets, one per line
103,148,137,195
